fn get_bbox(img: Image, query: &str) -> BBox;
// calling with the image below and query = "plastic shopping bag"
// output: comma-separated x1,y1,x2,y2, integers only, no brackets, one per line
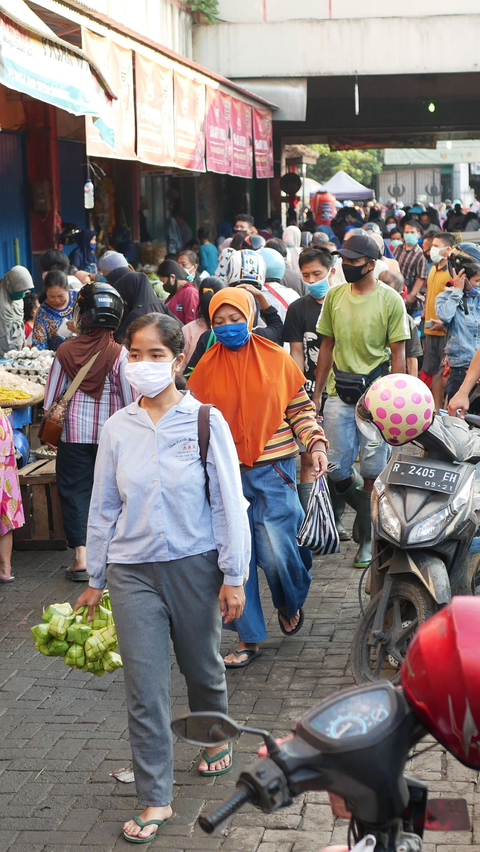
297,476,340,556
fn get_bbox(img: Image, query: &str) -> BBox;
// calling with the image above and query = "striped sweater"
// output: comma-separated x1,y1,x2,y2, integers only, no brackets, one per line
253,388,327,465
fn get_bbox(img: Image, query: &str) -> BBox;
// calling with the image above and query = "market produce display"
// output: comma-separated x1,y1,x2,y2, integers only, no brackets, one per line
0,366,46,397
3,347,54,386
0,387,32,402
31,592,122,676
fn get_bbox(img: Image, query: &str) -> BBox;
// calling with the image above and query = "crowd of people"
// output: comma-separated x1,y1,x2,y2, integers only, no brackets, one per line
1,196,480,841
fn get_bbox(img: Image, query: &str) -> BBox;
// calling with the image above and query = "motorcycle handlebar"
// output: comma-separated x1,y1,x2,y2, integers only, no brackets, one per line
465,414,480,428
198,785,254,833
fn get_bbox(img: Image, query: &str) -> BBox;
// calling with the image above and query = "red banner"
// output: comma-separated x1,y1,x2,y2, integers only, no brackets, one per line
135,53,175,167
231,97,253,179
83,30,136,160
253,107,274,178
174,72,205,172
205,87,232,175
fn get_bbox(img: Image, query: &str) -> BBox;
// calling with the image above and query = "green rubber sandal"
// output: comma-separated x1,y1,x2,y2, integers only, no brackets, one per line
199,745,232,777
122,815,168,843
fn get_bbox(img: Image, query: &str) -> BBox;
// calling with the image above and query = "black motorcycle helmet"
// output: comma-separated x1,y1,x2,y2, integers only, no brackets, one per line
73,282,124,331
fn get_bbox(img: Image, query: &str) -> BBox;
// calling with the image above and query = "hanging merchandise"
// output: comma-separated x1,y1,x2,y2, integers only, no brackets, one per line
84,179,94,209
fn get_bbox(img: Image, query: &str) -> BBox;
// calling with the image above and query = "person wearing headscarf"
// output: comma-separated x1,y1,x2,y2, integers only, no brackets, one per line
158,259,199,325
70,230,97,273
33,270,76,351
0,266,34,357
188,288,328,668
113,271,174,343
282,225,302,272
181,276,225,367
43,283,135,582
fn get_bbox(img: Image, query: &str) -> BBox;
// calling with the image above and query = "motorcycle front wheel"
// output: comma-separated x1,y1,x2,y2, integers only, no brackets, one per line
350,579,437,685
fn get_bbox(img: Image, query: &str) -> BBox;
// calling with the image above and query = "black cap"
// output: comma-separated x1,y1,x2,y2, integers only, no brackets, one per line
339,234,381,261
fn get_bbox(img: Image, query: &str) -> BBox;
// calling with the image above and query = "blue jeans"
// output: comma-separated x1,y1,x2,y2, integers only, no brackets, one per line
224,458,312,643
323,395,390,482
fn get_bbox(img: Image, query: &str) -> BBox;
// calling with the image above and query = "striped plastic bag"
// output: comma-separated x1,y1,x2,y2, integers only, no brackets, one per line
297,476,340,556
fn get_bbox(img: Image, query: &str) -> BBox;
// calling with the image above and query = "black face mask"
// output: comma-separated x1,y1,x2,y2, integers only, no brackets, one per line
343,261,372,283
163,277,177,295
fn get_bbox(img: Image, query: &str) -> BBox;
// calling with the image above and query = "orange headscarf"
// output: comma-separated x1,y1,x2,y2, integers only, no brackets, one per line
188,288,305,467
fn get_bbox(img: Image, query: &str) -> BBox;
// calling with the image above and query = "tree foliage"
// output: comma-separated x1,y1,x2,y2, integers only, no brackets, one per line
307,145,383,188
187,0,219,24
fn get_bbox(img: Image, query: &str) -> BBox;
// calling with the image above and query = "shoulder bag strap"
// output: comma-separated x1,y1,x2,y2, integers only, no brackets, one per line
198,403,213,504
263,281,291,311
62,351,102,403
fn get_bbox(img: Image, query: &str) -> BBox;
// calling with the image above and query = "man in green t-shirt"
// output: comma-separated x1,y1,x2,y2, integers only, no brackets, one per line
312,234,409,568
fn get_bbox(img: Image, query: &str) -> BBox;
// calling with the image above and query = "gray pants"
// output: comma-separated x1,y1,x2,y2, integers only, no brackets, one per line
107,551,228,806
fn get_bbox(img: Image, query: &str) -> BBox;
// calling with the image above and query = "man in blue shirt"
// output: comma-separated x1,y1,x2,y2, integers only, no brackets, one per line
436,263,480,402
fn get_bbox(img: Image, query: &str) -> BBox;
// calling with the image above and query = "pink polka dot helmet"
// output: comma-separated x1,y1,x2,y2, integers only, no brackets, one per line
355,374,434,446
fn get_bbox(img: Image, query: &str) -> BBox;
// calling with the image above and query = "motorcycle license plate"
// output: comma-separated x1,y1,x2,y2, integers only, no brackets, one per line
387,461,460,493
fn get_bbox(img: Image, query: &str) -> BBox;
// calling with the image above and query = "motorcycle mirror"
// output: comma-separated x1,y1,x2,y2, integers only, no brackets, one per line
171,712,242,746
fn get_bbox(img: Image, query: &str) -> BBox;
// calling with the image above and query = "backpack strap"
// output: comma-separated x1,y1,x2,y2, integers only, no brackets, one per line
198,404,214,504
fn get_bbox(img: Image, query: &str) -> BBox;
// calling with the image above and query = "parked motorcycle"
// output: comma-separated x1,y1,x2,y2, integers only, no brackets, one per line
172,597,480,852
349,374,480,684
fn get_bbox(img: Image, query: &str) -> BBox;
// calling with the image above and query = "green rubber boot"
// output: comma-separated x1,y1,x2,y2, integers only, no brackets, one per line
297,481,313,514
336,477,372,568
351,489,372,569
328,478,351,541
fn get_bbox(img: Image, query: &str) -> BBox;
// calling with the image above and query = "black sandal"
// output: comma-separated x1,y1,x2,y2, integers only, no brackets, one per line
224,648,262,668
278,607,304,637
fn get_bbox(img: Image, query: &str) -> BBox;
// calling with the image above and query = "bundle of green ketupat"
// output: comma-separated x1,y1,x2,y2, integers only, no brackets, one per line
31,591,122,676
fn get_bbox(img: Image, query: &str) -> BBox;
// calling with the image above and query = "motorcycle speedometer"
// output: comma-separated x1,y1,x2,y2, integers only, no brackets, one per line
296,682,405,752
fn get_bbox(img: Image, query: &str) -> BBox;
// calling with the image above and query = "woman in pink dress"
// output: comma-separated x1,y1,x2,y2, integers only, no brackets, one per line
0,413,25,582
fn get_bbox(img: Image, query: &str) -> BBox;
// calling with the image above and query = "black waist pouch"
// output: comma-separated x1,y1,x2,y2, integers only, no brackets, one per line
333,363,386,405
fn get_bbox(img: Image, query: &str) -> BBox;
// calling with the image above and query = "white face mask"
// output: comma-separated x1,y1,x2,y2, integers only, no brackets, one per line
429,246,446,265
125,359,176,398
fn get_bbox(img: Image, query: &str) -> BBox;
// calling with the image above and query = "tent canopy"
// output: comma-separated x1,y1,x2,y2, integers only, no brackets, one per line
299,177,324,199
321,170,374,201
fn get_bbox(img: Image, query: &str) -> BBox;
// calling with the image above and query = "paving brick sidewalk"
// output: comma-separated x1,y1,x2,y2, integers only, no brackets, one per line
0,522,478,852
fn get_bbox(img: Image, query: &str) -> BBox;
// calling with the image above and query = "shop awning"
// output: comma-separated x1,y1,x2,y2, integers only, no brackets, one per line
0,0,115,116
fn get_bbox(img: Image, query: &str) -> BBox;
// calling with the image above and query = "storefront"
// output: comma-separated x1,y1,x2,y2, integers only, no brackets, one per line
0,0,276,279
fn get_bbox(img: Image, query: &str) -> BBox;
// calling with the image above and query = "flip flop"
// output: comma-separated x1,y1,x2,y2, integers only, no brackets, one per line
224,648,262,668
123,815,168,843
64,566,89,582
278,607,304,637
199,745,232,777
0,576,14,584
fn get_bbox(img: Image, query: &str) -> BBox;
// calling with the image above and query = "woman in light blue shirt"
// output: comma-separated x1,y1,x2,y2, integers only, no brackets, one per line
75,313,249,843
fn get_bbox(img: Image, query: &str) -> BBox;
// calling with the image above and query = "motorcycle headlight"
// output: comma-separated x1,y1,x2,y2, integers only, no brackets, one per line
407,507,451,545
408,477,473,545
378,496,401,542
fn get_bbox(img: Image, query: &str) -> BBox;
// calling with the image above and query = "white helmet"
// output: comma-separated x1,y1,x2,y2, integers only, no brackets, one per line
225,249,266,290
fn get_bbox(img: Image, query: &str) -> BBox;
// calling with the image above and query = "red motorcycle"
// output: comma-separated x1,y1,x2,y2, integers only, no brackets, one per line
172,596,480,852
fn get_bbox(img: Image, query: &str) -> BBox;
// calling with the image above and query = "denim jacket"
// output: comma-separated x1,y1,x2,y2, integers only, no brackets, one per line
435,286,480,367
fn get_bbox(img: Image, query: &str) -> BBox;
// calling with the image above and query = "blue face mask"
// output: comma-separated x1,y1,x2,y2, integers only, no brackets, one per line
304,277,330,299
10,291,26,301
214,322,250,350
404,233,419,246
